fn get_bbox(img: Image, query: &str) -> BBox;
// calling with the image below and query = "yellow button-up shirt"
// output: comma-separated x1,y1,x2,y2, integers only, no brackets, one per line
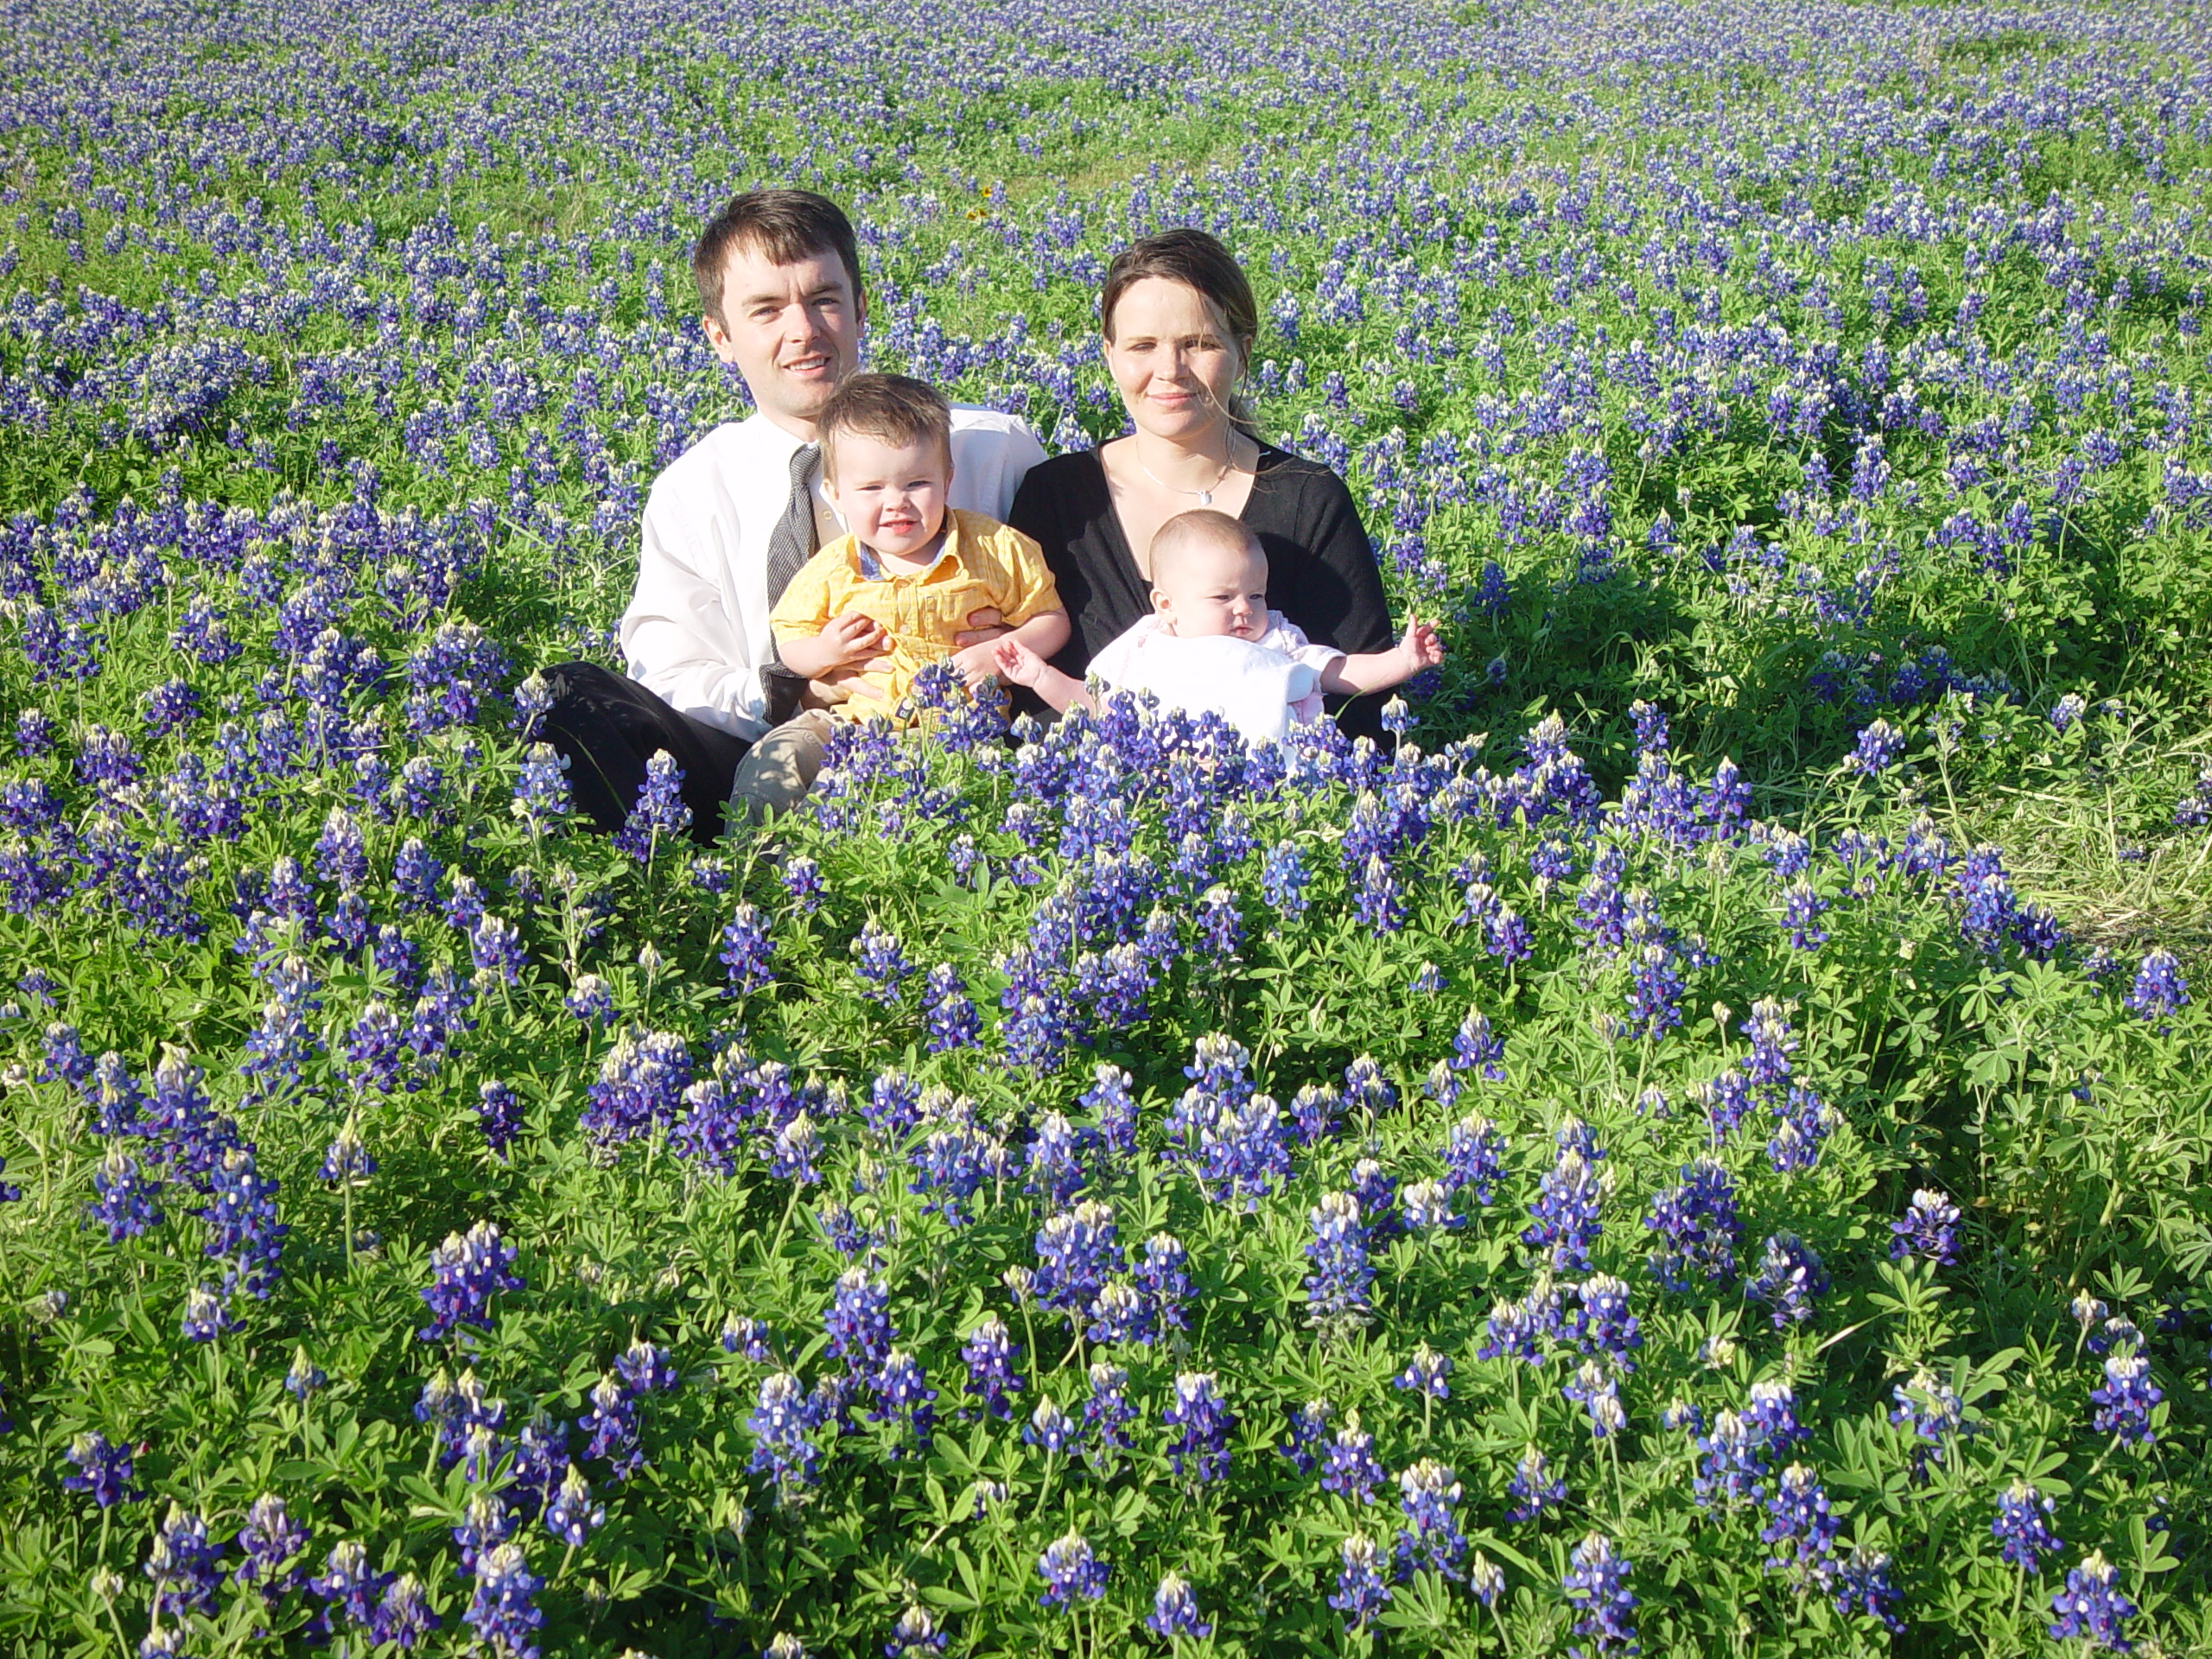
769,509,1061,724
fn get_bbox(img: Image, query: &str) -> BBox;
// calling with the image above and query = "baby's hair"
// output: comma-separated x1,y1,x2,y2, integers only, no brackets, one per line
1149,508,1263,587
817,373,952,480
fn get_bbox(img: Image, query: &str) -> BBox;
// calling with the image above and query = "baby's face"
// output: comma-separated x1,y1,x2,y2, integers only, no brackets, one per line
823,429,951,563
1154,538,1268,640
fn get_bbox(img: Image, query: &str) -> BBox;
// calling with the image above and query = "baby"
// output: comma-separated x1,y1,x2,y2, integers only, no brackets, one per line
770,372,1069,722
993,508,1442,746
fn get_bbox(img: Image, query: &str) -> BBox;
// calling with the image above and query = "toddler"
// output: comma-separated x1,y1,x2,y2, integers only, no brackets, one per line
771,372,1068,715
994,508,1441,746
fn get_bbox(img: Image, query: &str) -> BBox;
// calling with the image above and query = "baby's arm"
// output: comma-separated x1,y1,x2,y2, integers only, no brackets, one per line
952,607,1067,690
1317,617,1445,696
992,638,1094,715
778,611,890,680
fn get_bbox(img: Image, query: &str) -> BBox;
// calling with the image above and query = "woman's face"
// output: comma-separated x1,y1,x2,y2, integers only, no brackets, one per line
1103,276,1245,444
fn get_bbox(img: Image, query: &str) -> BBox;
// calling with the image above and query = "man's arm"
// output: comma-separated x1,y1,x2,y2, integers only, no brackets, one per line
620,481,770,739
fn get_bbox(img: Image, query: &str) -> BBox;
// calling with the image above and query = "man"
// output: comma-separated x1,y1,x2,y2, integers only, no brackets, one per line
540,189,1044,838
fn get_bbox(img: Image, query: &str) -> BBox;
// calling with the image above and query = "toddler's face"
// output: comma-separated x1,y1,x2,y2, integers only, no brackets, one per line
823,429,951,563
1154,537,1268,640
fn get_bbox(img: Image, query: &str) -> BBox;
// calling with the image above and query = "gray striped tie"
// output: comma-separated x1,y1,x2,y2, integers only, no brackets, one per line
765,441,821,604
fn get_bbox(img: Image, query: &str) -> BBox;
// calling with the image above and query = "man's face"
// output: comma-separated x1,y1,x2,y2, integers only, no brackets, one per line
702,239,864,435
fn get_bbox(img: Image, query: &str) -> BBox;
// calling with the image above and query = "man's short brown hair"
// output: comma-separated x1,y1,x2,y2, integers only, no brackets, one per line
692,189,862,328
817,373,952,479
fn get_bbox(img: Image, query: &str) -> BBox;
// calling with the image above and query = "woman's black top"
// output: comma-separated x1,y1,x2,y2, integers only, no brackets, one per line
1006,443,1395,734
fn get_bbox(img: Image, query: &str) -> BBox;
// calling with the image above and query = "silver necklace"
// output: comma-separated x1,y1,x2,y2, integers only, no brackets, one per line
1137,451,1236,508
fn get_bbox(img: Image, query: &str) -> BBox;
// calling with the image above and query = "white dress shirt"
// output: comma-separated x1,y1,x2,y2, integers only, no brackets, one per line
620,405,1046,741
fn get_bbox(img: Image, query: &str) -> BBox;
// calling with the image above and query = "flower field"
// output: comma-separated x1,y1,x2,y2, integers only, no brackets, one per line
4,0,2212,1653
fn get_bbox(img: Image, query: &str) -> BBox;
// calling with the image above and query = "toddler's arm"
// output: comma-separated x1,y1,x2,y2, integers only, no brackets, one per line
992,638,1093,715
954,607,1069,690
1317,617,1445,696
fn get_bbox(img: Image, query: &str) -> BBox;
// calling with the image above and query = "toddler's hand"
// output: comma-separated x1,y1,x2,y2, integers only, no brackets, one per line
950,640,1001,691
817,610,887,669
991,638,1046,688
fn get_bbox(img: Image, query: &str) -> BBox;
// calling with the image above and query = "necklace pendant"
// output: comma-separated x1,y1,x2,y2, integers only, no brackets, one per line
1196,490,1212,506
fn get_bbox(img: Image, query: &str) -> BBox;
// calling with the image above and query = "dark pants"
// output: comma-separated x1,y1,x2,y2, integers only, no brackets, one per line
538,662,753,844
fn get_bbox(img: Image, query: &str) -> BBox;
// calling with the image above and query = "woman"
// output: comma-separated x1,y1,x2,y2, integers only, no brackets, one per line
1007,228,1395,736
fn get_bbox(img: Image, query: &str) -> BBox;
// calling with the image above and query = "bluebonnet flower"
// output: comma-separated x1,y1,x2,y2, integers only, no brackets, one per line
824,1269,895,1382
1395,1460,1467,1580
1034,1200,1123,1318
1563,1533,1637,1656
873,1350,937,1453
1477,1291,1544,1368
1832,1545,1904,1632
884,1605,948,1656
233,1493,308,1599
309,1541,392,1640
63,1432,140,1508
285,1351,326,1400
181,1282,236,1343
201,1146,286,1299
375,1573,439,1649
720,903,773,995
1779,879,1829,950
543,1465,603,1547
1395,1344,1452,1401
1022,1394,1078,1457
1305,1192,1374,1326
1279,1399,1330,1474
1565,1360,1626,1438
1749,1234,1829,1326
1763,1465,1840,1580
1321,1414,1385,1503
1401,1179,1458,1231
1506,1446,1567,1522
144,1505,223,1617
1083,1363,1138,1471
851,920,911,1005
1163,1372,1234,1482
909,1124,992,1226
721,1314,775,1362
1577,1274,1642,1369
453,1491,514,1573
747,1373,821,1497
1036,1531,1109,1607
419,1221,524,1341
582,1375,643,1479
1767,1085,1832,1174
615,1339,678,1396
1287,1082,1341,1147
1891,1369,1967,1478
319,1124,376,1187
1260,842,1309,918
1848,719,1904,774
476,1080,522,1158
1024,1112,1087,1209
2048,1551,2133,1649
89,1147,163,1241
1136,1232,1192,1332
1523,1141,1604,1274
1692,1411,1764,1510
613,750,690,858
1993,1479,2063,1573
2124,950,2189,1024
1438,1113,1507,1204
781,855,823,912
1194,884,1243,958
1147,1572,1211,1639
464,1543,543,1658
1891,1188,1961,1264
2088,1354,2161,1445
1745,1380,1808,1452
1330,1534,1391,1630
1079,1063,1139,1157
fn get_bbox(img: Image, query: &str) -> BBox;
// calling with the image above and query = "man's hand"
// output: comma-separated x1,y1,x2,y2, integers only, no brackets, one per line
991,638,1047,688
951,606,1008,650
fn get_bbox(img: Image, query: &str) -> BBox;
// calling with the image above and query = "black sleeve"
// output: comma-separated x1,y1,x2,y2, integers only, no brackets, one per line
1289,468,1395,657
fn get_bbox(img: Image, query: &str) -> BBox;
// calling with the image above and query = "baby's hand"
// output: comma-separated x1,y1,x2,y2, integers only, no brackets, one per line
991,638,1046,688
816,610,887,669
950,640,1001,691
1402,617,1445,672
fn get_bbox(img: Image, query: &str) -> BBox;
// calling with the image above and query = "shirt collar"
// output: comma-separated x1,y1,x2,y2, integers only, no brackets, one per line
855,511,963,581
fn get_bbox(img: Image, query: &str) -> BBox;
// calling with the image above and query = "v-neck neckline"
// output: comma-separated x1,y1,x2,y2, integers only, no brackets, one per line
1093,442,1280,591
